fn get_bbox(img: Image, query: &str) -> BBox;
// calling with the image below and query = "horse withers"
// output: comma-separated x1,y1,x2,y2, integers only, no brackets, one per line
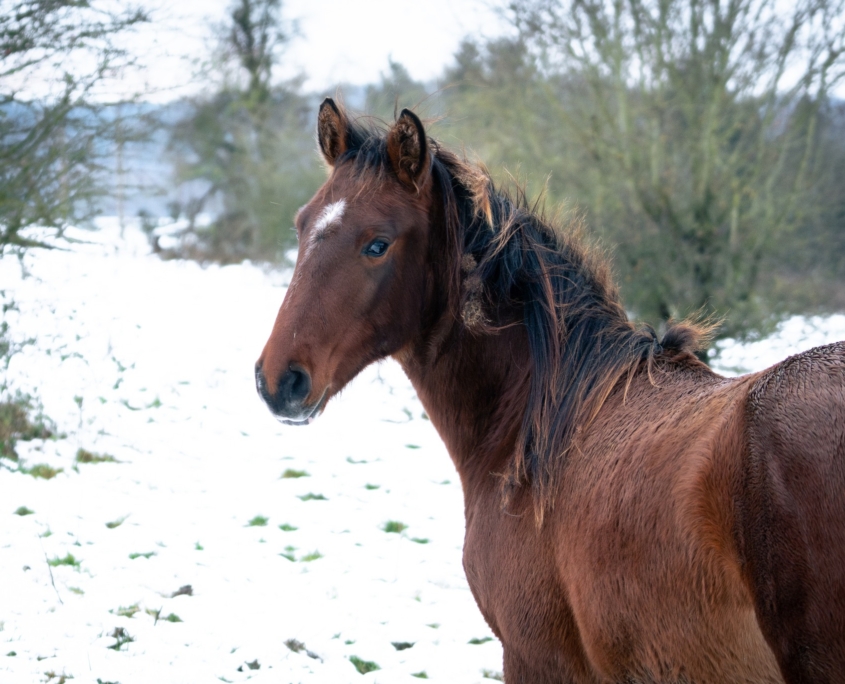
255,98,845,683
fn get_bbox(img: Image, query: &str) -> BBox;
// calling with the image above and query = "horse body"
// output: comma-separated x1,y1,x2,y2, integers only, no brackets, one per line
402,317,789,683
255,99,845,682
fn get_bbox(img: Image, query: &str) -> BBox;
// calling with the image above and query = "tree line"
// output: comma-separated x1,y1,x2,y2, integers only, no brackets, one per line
2,0,845,345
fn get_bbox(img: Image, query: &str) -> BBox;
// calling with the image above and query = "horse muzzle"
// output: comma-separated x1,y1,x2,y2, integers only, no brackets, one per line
255,361,326,425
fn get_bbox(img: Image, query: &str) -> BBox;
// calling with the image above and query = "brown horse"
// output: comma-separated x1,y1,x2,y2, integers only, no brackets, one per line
256,99,845,683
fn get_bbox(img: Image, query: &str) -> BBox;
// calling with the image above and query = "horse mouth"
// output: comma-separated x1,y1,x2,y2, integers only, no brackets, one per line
276,388,329,426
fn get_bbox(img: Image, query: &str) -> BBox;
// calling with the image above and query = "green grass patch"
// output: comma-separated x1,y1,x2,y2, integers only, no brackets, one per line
300,550,322,562
246,515,269,527
128,551,156,560
106,626,134,651
48,553,80,569
364,483,380,490
13,505,33,516
76,448,119,464
391,641,414,651
382,520,407,534
105,516,126,529
405,444,421,449
349,655,380,675
298,493,327,501
412,672,429,679
68,587,84,595
281,468,309,478
346,457,367,464
0,393,55,461
469,636,494,645
163,613,182,623
21,463,62,479
111,604,140,618
195,541,204,550
482,670,504,681
411,537,429,544
278,523,298,532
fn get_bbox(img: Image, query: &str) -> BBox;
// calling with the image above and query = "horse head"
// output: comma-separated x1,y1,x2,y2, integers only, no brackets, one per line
255,99,436,424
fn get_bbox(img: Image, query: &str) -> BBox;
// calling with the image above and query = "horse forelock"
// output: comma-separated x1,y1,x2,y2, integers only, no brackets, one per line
332,116,713,517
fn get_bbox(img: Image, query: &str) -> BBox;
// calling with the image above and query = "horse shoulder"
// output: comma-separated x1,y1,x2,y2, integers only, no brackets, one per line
739,340,845,682
553,367,782,682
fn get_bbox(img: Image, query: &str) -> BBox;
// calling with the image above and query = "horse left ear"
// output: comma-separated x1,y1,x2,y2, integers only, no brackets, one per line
387,109,430,190
317,98,349,166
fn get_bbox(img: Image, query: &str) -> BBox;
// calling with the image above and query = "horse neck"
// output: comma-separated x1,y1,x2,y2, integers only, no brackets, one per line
396,319,531,494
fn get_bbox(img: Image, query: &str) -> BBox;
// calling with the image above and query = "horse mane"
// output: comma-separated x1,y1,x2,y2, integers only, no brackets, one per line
335,115,715,516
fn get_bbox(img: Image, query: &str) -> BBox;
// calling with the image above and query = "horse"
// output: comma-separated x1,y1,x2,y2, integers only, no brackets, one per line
255,98,845,683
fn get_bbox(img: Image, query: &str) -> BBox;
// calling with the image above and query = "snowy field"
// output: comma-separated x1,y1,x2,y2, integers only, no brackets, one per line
2,221,844,684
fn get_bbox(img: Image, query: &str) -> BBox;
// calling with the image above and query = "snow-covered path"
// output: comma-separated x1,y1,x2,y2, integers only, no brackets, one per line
2,222,844,683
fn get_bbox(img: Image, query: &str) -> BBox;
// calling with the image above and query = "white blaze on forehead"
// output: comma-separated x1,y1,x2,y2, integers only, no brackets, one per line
303,198,347,259
314,199,347,234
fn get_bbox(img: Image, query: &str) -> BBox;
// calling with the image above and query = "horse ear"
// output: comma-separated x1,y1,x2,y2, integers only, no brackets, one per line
317,98,349,166
387,108,430,190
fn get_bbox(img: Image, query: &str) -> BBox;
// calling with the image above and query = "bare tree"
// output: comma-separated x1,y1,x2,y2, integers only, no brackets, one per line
509,0,845,339
0,0,148,256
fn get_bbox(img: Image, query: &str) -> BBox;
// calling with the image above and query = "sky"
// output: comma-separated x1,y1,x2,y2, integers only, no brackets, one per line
121,0,511,102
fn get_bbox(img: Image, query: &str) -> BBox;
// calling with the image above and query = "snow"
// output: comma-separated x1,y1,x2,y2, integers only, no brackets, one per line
1,220,843,684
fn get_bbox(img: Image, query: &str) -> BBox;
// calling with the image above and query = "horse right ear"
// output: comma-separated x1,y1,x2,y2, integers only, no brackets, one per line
317,98,349,166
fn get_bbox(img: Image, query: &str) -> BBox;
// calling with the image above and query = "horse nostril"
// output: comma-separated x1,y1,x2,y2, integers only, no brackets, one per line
280,364,311,404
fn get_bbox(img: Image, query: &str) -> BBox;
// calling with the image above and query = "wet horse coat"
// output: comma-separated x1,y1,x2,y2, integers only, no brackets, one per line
256,99,845,683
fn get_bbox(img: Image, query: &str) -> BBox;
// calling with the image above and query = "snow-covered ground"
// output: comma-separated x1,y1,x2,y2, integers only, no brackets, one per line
1,221,844,684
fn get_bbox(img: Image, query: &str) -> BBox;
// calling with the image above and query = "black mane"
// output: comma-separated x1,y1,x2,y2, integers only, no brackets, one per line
335,115,712,513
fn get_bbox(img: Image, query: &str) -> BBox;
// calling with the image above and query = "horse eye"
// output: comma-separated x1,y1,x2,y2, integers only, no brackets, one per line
364,240,389,257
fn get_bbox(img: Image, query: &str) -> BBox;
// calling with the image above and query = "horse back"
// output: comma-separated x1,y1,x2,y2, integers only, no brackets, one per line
740,341,845,683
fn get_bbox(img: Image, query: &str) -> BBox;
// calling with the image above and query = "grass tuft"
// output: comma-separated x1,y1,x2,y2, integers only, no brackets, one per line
278,523,298,531
469,636,494,645
412,672,429,679
382,520,407,534
111,604,140,618
246,515,269,527
106,626,134,651
364,483,380,490
298,493,327,501
128,551,156,560
482,670,504,681
391,641,414,651
281,468,309,478
76,448,119,464
21,463,62,479
411,537,429,544
349,655,380,675
13,505,33,516
300,550,322,562
0,393,55,461
105,516,126,529
48,553,80,569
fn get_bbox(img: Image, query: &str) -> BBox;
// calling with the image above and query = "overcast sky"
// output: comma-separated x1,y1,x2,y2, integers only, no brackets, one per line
121,0,511,101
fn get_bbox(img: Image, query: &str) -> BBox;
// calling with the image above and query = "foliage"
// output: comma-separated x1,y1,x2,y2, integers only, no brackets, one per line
495,0,845,340
0,0,148,256
349,655,380,675
0,295,55,459
167,0,324,263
